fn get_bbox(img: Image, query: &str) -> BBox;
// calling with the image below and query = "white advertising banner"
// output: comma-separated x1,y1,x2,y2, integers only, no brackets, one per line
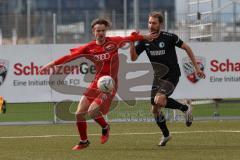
0,43,239,103
0,44,96,103
173,42,240,99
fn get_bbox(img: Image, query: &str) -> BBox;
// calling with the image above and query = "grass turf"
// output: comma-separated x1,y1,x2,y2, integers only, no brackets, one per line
0,121,239,160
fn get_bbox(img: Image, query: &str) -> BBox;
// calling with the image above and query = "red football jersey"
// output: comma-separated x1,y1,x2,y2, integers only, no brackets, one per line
53,33,144,83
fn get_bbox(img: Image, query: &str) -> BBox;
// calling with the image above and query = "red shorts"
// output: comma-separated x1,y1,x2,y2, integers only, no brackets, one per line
83,80,117,115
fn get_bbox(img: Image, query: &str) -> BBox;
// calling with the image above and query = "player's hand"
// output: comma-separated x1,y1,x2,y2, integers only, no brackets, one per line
143,32,159,41
196,69,206,79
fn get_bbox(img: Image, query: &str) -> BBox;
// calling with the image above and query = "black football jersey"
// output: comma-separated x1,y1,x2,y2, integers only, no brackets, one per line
135,31,183,78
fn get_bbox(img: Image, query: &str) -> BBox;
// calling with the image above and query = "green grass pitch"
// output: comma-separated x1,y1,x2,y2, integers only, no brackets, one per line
0,121,240,160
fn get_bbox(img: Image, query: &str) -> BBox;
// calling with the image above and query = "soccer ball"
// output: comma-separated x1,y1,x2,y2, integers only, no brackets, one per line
97,75,115,93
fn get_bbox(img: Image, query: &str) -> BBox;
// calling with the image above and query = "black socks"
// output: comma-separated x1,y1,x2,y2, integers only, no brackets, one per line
165,98,188,112
155,112,169,137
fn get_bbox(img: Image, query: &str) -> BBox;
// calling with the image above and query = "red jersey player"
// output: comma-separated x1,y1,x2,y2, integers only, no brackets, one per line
40,18,155,150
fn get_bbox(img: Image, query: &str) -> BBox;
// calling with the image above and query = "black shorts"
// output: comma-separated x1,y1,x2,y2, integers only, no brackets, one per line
151,76,179,105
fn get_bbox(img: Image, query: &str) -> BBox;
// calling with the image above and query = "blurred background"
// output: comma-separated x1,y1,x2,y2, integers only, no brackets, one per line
0,0,240,160
0,2,240,159
0,0,240,45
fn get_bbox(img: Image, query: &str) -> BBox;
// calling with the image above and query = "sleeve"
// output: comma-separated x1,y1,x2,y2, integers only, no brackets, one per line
135,41,145,55
53,45,88,65
172,33,183,48
113,32,144,44
123,32,144,42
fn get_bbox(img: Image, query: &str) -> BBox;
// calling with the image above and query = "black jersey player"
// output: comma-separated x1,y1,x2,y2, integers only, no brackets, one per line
130,11,205,146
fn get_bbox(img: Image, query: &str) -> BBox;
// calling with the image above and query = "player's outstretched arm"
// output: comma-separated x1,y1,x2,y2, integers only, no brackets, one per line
39,46,87,73
130,42,138,61
124,32,157,61
118,32,156,43
181,43,206,79
39,54,75,73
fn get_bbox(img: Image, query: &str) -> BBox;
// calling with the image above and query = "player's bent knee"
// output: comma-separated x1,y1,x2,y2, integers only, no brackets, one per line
88,104,101,118
154,95,166,107
88,109,100,118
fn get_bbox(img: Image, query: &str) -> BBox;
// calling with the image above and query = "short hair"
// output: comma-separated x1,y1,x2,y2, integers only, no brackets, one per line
149,11,164,23
91,18,111,29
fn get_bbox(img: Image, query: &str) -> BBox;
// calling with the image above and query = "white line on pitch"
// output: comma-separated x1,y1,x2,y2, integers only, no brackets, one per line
0,130,239,139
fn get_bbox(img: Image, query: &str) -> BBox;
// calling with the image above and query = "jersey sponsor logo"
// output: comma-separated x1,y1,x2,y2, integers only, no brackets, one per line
159,42,165,48
150,50,166,56
182,56,205,83
93,52,110,61
0,59,9,86
104,41,117,52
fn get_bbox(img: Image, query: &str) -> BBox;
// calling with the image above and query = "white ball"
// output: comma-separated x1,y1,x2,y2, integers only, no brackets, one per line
97,76,115,93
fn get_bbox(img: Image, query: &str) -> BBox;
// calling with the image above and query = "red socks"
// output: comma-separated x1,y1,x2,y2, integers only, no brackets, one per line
94,116,108,128
76,121,88,141
76,116,108,142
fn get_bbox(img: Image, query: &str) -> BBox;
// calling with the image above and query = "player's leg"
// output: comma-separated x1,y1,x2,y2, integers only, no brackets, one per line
151,77,171,146
72,96,91,150
151,84,171,146
153,78,186,111
152,98,172,146
88,99,108,131
165,97,188,111
152,104,170,136
2,100,6,113
88,93,112,144
88,101,110,144
155,93,190,116
0,97,6,114
155,78,193,126
165,97,193,126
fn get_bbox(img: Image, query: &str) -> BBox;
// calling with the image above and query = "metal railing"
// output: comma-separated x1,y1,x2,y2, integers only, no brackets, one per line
0,12,240,44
